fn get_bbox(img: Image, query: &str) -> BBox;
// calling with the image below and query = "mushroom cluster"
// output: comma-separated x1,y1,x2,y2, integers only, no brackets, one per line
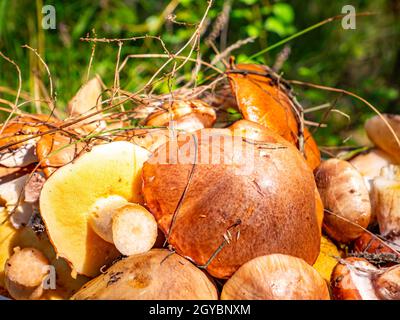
0,63,399,300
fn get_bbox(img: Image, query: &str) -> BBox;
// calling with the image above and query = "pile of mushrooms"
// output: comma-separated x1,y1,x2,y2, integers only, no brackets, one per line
0,63,399,300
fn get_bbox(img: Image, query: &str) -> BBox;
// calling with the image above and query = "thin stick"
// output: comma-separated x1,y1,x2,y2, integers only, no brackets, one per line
289,79,400,149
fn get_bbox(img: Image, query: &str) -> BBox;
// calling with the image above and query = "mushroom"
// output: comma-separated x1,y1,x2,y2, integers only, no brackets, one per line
144,99,217,132
111,204,158,256
349,148,396,192
371,165,400,239
373,264,400,300
365,114,400,163
227,63,321,170
142,127,321,279
72,249,218,300
36,131,85,177
331,257,379,300
39,141,151,277
4,247,49,300
221,254,330,300
315,159,371,243
0,207,89,298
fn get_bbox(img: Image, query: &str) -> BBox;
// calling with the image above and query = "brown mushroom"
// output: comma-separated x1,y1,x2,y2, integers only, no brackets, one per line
72,249,218,300
315,159,371,243
221,254,330,300
145,99,217,132
365,114,400,163
142,127,321,279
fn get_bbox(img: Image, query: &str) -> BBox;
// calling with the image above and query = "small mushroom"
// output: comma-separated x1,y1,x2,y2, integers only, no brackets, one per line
371,165,400,238
221,254,330,300
4,247,49,300
350,148,396,192
373,264,400,300
365,114,400,163
145,99,217,132
39,141,151,277
331,257,379,300
315,159,371,243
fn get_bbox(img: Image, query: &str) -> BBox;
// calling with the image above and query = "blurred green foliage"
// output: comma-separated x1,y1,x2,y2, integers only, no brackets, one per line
0,0,399,147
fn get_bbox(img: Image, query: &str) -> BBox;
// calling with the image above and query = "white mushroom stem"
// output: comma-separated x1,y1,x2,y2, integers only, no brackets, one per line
89,197,158,256
112,204,158,256
88,195,128,243
372,165,400,237
4,247,50,300
350,148,395,192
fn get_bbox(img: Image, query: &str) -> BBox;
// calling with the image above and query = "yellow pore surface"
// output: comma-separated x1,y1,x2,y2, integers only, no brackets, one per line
39,141,150,277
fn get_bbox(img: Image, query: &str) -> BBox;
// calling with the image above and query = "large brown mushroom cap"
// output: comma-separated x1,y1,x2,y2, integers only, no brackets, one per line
142,128,321,278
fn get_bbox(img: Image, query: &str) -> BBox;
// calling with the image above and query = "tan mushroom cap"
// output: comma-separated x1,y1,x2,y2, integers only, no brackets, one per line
72,249,218,300
221,254,330,300
145,100,217,132
365,114,400,163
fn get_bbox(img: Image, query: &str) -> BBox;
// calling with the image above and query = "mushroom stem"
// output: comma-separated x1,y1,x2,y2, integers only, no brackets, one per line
112,204,158,256
89,198,158,256
5,247,50,300
372,165,400,237
88,195,129,244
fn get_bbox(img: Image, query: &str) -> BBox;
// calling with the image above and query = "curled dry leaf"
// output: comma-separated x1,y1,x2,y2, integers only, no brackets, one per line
39,141,150,277
372,165,400,238
315,159,371,243
365,114,400,163
227,63,320,170
142,128,321,279
72,249,218,300
67,77,106,133
145,100,217,132
221,254,330,300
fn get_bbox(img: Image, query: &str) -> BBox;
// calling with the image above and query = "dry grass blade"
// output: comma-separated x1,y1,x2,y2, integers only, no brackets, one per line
289,80,400,150
0,51,22,135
